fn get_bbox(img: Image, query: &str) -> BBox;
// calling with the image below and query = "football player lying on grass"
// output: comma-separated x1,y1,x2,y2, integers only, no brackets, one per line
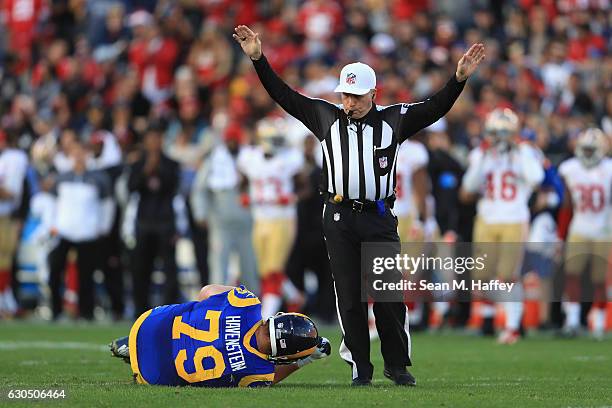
110,285,331,387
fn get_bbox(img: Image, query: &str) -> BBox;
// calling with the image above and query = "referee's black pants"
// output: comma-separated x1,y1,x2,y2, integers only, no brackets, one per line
323,202,411,381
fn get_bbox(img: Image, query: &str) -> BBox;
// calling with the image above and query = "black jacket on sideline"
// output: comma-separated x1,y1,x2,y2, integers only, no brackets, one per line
128,153,179,225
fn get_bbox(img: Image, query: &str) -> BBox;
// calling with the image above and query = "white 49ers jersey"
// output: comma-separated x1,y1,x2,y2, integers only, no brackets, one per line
464,144,543,224
237,147,304,220
394,140,428,217
558,157,612,239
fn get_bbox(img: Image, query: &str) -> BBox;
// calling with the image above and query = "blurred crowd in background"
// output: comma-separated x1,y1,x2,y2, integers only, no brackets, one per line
0,0,610,327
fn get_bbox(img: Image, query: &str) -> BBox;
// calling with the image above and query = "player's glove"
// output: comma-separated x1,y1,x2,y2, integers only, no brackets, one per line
296,337,331,368
239,192,250,207
277,194,291,206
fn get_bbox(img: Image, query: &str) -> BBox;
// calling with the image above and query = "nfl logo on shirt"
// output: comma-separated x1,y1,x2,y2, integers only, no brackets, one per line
379,156,388,169
346,73,356,85
334,213,340,221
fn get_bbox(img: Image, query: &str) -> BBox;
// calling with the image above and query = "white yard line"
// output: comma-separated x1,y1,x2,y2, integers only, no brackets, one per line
0,341,107,352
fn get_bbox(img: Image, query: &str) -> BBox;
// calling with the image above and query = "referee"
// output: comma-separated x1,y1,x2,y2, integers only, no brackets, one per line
234,24,484,386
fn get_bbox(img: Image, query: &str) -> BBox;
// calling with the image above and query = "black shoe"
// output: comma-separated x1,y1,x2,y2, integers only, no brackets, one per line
351,377,372,386
109,336,130,363
383,366,416,386
481,317,495,336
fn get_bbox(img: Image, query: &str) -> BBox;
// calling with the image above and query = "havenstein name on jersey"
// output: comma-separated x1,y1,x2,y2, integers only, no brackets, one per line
225,315,247,372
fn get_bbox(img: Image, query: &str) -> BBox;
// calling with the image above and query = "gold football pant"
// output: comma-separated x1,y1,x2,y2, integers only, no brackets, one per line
472,217,528,282
0,216,19,270
563,234,610,284
252,218,296,277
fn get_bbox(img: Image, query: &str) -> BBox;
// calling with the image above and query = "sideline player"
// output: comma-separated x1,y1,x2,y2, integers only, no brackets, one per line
110,284,331,387
460,108,544,344
557,128,611,339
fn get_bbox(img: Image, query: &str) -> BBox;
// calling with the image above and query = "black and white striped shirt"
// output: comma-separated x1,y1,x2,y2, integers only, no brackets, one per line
253,55,466,201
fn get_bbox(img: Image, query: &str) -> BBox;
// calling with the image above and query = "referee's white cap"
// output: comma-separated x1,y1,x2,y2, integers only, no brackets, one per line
334,62,376,95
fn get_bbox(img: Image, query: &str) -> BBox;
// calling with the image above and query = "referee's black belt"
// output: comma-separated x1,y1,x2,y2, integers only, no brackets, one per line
325,194,395,213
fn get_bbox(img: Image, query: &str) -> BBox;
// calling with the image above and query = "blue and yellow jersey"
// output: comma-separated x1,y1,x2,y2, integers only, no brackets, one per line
128,286,275,387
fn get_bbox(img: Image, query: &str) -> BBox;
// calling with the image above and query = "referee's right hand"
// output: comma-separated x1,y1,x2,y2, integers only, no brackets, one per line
233,25,262,61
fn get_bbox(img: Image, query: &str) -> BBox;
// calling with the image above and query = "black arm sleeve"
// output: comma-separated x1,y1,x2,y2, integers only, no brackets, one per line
252,55,337,140
395,75,466,144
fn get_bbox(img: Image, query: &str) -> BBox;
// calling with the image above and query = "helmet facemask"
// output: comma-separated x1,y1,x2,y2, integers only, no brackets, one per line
487,128,513,151
257,119,286,157
575,128,607,168
484,108,519,152
260,134,285,156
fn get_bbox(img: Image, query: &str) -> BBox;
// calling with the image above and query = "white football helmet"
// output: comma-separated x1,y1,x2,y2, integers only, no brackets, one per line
484,108,519,149
256,118,286,156
575,128,608,168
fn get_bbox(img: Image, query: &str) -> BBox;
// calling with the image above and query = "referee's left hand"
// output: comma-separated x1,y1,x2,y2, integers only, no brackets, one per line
455,43,485,82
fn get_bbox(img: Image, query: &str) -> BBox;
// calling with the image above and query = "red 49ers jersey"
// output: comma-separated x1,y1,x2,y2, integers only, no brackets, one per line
237,147,304,220
558,157,612,239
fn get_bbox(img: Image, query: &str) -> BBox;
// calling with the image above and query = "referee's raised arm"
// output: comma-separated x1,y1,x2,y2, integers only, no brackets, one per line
233,25,335,140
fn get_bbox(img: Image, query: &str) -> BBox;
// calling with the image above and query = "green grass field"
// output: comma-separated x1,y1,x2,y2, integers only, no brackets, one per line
0,322,610,407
